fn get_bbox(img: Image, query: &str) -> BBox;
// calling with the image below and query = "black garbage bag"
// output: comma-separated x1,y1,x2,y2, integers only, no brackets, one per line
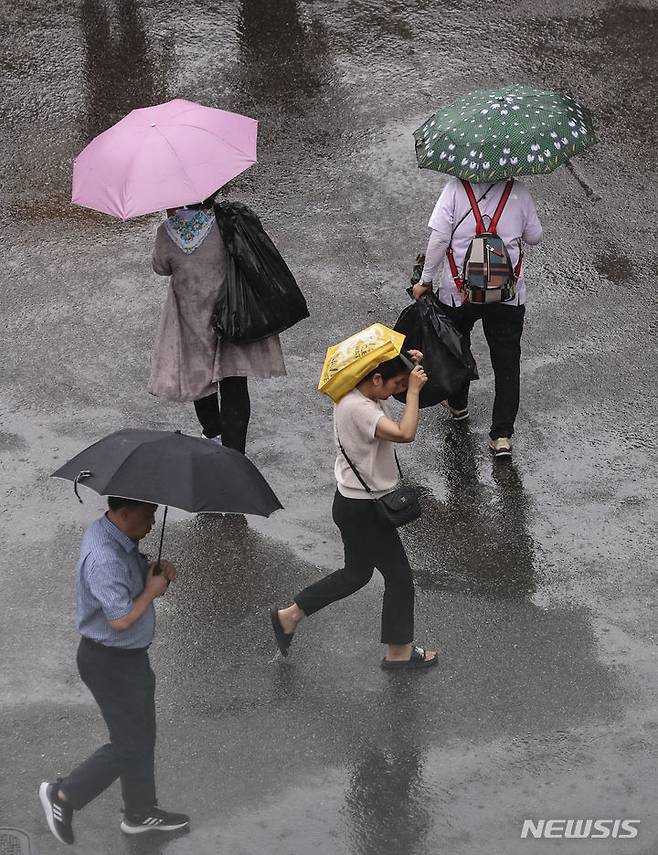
393,295,478,408
212,201,310,343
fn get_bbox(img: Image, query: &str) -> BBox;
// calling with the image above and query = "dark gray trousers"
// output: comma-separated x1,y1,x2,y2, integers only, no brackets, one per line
60,638,156,817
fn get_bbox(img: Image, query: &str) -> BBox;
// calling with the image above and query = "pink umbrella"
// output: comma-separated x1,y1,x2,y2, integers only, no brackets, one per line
72,99,258,220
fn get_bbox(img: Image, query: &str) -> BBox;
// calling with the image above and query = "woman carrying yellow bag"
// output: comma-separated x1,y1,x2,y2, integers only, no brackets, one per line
270,325,438,671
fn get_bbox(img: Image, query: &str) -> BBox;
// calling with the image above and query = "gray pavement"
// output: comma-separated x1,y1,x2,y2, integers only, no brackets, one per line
1,1,657,853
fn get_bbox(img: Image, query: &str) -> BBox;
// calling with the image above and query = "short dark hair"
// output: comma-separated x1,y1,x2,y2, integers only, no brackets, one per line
364,351,413,382
107,496,148,511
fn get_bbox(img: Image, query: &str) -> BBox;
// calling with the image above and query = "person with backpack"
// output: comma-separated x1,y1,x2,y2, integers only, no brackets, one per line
413,178,543,457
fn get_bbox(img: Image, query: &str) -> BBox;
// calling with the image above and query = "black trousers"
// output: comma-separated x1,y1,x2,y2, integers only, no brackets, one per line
440,301,525,439
295,491,415,645
193,377,251,454
60,639,156,817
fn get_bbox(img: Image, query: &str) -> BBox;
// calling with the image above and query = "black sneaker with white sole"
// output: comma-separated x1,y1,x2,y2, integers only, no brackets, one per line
120,807,190,835
39,781,74,845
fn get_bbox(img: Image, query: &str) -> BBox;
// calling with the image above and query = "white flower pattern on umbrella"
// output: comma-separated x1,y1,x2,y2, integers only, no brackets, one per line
413,84,596,181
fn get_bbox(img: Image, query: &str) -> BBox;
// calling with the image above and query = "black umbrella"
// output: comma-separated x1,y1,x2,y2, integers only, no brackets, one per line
52,429,283,566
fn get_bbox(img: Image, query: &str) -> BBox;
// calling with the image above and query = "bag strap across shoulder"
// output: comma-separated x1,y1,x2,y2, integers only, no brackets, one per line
460,180,487,235
489,179,514,232
337,433,403,495
459,179,514,235
445,183,495,295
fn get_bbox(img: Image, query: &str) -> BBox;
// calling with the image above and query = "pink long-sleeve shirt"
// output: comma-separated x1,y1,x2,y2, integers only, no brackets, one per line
420,178,543,306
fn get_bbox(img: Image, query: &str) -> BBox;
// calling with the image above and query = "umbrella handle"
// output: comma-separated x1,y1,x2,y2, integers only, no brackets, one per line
73,470,92,503
153,506,170,586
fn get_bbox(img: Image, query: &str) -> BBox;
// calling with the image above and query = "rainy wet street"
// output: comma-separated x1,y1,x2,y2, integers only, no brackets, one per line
1,1,657,853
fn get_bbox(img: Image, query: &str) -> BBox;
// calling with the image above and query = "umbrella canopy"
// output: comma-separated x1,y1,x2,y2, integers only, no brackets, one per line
51,429,282,517
414,84,596,183
318,324,407,403
72,99,258,220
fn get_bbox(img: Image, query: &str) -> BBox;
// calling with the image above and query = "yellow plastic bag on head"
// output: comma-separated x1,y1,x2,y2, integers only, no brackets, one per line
318,323,406,403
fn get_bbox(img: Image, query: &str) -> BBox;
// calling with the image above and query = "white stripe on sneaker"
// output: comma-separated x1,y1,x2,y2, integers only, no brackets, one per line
39,782,69,845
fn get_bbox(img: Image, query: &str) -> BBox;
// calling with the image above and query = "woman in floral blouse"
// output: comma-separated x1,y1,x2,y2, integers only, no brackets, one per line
150,194,286,453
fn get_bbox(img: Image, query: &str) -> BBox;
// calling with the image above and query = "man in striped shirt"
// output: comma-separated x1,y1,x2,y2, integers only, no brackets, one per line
39,497,189,845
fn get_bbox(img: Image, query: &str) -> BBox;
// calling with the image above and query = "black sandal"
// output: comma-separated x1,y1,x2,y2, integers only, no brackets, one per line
269,607,294,658
381,645,438,671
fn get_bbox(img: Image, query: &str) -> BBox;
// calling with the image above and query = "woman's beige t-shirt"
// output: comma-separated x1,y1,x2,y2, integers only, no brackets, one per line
334,389,399,499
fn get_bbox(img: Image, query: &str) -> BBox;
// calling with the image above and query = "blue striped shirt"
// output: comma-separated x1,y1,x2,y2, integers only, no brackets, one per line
76,515,155,649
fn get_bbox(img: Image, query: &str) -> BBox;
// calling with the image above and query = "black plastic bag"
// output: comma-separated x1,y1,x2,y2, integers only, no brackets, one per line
212,202,309,343
393,295,478,408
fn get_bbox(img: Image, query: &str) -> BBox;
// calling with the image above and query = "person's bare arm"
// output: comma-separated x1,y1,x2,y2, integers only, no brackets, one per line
109,561,176,632
374,366,427,443
414,229,451,299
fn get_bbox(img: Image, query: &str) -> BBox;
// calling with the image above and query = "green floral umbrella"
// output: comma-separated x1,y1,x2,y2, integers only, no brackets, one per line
414,84,597,182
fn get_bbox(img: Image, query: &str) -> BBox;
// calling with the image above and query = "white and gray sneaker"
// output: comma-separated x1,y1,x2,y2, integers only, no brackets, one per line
488,437,512,458
120,807,190,835
440,400,469,421
39,781,74,845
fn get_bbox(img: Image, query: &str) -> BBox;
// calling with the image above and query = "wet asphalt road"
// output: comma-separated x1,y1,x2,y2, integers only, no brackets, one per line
1,1,658,853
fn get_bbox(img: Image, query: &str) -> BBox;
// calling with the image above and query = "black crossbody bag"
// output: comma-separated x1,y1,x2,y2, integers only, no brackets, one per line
337,438,421,528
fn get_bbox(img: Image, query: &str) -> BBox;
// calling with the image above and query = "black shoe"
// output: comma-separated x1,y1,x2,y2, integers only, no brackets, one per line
39,781,74,845
120,807,190,835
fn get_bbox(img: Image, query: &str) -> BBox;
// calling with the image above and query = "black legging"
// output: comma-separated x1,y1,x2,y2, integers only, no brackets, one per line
193,377,251,454
294,491,415,645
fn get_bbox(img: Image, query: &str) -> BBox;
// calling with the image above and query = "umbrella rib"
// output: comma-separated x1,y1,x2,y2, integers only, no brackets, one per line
118,130,169,218
158,126,201,199
123,127,199,211
158,122,257,161
101,441,161,500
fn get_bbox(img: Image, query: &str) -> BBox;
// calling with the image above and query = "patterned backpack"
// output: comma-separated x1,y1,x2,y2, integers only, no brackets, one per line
446,179,522,304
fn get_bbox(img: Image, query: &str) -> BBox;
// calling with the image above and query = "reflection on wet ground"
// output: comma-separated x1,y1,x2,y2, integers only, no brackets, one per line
2,0,658,852
236,0,330,102
344,681,433,855
79,0,172,138
408,425,536,597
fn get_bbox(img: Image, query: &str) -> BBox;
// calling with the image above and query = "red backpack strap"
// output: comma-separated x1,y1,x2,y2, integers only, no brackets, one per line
446,245,464,294
460,180,486,235
489,179,514,233
513,242,524,280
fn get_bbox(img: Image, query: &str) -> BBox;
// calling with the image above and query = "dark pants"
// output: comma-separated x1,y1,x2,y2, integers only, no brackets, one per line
59,639,156,817
295,491,415,645
441,301,526,439
193,377,251,454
